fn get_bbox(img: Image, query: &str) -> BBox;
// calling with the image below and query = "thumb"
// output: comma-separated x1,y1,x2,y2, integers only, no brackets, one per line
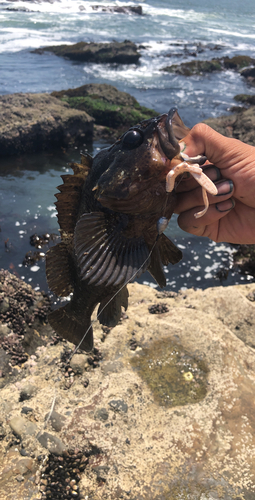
181,123,236,166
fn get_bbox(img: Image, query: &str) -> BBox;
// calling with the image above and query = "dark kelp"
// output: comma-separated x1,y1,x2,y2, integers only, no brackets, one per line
46,108,190,351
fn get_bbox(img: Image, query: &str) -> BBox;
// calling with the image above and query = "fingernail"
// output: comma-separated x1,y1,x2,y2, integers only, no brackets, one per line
203,165,221,181
215,180,234,196
215,198,235,212
179,141,186,152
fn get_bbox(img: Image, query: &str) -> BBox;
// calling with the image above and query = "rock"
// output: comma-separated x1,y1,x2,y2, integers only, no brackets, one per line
34,40,141,64
52,83,156,132
20,407,33,415
0,324,11,337
9,416,38,439
94,408,109,421
1,282,255,498
37,431,66,455
162,54,255,76
108,399,128,413
45,410,66,432
69,353,88,374
92,5,143,15
203,106,255,146
0,450,38,500
0,93,94,157
19,384,37,402
0,297,10,314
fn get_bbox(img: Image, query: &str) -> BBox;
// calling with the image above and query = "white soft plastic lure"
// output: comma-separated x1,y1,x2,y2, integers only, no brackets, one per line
166,151,218,219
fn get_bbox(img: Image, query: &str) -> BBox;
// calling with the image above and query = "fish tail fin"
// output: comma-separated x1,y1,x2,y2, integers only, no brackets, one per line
48,302,93,352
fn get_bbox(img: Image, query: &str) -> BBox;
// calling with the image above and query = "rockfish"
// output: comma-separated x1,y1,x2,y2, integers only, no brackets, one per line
46,108,199,351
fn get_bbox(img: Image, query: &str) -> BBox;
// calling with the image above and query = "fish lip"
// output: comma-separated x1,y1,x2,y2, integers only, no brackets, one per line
156,108,180,161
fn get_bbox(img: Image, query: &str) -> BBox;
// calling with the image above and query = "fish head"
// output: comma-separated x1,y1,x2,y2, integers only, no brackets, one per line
91,108,190,215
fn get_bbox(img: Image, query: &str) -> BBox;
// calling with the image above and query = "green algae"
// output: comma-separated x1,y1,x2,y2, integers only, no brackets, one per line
60,95,156,128
131,338,208,407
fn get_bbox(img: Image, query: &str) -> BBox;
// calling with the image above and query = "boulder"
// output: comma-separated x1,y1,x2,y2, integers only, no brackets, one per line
0,93,94,157
33,40,141,64
91,5,143,15
51,83,157,132
162,54,255,76
203,106,255,146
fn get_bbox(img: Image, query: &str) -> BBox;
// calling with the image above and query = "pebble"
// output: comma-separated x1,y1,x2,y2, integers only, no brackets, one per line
70,353,87,374
9,416,38,438
108,399,128,413
37,431,66,455
44,410,66,432
0,297,10,313
19,383,37,402
94,407,109,421
0,323,11,337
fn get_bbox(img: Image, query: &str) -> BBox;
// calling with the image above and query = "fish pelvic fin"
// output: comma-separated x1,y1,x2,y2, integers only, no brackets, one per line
48,302,93,352
97,286,129,327
55,154,93,235
46,242,74,297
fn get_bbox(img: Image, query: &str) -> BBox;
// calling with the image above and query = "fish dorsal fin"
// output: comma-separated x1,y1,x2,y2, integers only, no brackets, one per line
171,109,190,141
55,153,93,234
74,212,150,287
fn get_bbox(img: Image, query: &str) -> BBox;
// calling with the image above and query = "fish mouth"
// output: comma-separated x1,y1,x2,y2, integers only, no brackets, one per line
156,107,190,162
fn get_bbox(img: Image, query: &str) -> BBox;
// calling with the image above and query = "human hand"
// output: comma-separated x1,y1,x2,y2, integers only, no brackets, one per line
174,123,255,244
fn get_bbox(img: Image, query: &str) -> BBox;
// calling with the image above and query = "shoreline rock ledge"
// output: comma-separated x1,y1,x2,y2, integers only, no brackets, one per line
1,272,255,499
0,93,94,157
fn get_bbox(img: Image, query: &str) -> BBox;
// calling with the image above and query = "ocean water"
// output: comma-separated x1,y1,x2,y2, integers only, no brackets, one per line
0,0,254,293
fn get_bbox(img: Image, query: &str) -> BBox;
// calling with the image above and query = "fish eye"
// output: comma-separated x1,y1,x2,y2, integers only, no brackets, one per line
122,129,144,149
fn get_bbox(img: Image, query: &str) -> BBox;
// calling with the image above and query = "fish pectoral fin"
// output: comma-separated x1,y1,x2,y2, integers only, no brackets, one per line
48,303,93,352
74,212,150,287
158,233,183,265
46,242,74,297
97,286,129,327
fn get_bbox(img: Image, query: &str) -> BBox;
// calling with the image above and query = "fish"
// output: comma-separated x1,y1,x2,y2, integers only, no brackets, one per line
46,108,216,351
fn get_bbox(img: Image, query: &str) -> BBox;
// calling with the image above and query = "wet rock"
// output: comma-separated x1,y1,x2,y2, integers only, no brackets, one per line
37,431,66,455
92,5,143,15
34,40,141,64
162,54,255,76
69,353,87,374
9,416,38,439
0,93,94,157
19,383,37,402
52,83,156,134
45,410,66,432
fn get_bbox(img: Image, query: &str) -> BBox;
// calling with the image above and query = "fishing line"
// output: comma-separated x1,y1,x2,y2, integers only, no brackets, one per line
67,235,160,363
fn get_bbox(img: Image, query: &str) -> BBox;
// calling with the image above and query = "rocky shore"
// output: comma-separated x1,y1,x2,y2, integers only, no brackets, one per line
1,270,255,499
0,84,156,157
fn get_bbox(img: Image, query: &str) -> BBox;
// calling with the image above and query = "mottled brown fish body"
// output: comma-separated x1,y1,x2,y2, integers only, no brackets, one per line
46,108,189,351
